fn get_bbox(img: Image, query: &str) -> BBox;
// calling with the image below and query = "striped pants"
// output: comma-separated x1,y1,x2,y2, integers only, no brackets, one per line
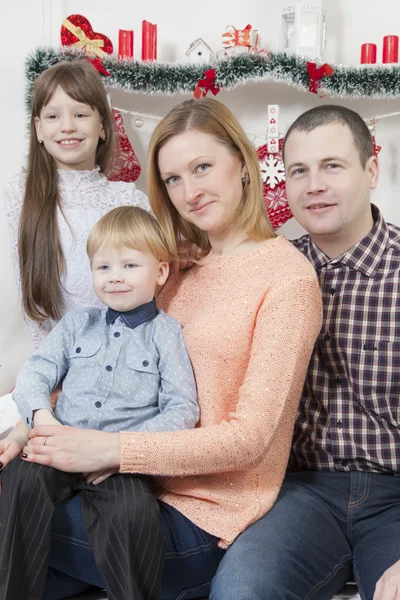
0,458,164,600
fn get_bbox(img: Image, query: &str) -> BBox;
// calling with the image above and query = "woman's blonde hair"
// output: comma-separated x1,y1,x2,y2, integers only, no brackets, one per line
87,206,170,263
147,98,275,259
20,59,115,322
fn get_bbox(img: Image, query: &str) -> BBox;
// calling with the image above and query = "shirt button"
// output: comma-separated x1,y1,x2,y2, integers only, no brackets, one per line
324,333,331,341
341,459,348,467
142,360,149,367
114,332,120,338
76,347,81,353
95,401,102,408
105,365,113,372
337,421,343,429
330,288,336,295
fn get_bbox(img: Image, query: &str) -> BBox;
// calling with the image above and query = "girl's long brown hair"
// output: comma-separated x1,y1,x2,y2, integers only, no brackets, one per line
20,60,115,322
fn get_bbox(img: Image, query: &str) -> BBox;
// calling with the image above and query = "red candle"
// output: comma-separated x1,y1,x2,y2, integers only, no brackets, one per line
142,20,157,61
360,43,377,64
382,35,399,63
118,30,134,59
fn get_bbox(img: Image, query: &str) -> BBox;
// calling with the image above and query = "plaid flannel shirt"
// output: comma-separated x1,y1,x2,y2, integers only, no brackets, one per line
290,205,400,473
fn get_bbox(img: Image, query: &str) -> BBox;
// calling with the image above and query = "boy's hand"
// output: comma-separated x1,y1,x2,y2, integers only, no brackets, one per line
33,409,60,427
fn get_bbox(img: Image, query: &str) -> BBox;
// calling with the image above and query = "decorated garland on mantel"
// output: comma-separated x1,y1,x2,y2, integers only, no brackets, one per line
26,46,400,102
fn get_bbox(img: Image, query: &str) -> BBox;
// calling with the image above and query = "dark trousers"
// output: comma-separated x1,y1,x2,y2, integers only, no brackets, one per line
0,458,164,600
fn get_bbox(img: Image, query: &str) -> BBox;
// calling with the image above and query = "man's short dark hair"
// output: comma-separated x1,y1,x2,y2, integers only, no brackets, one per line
282,105,374,168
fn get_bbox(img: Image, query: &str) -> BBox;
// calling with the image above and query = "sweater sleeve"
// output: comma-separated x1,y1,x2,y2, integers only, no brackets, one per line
120,275,322,475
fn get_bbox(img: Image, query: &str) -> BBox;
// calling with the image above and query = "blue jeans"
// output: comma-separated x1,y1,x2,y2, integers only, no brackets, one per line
44,471,400,600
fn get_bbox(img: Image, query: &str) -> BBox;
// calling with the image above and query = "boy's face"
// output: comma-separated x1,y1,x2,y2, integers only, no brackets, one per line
91,245,169,312
284,122,379,249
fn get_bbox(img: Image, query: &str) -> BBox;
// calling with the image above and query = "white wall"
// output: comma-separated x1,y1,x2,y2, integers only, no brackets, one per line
2,0,400,393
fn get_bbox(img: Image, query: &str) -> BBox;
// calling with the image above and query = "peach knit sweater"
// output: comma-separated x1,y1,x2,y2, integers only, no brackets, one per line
120,236,322,547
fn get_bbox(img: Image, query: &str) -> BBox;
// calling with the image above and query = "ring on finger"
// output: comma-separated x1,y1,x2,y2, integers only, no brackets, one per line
42,436,48,446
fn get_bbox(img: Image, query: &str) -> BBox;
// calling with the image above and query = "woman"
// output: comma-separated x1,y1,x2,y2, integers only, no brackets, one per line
11,98,322,600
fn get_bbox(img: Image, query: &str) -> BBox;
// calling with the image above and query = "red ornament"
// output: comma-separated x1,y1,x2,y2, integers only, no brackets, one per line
194,69,220,99
105,110,141,183
257,139,292,230
306,61,334,95
60,15,113,57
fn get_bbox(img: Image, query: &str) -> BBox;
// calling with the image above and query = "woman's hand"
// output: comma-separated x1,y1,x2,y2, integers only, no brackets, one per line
0,421,30,470
21,425,121,473
171,243,202,274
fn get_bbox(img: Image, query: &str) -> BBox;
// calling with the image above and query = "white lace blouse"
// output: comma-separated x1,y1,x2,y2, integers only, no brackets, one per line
4,168,151,348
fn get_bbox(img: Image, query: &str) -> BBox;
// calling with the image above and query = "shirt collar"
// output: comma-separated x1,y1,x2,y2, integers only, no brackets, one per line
303,204,389,277
106,298,158,329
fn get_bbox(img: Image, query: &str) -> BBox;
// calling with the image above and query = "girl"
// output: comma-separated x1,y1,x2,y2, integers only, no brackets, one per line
4,59,150,349
18,98,323,600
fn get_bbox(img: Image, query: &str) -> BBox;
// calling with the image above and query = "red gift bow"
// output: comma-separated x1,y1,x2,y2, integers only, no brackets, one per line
306,61,334,94
87,57,111,76
194,69,220,99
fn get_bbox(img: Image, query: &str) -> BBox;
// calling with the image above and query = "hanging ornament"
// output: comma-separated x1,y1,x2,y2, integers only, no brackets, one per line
105,110,141,183
257,138,292,230
368,121,382,157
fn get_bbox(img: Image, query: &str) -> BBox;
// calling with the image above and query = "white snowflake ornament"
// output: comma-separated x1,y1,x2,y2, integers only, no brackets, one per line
260,154,285,189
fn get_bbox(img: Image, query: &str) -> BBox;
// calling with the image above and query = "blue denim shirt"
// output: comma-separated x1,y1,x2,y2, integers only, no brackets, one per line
14,302,199,433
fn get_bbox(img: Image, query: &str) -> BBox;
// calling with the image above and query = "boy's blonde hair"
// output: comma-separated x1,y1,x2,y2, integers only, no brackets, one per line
87,206,170,263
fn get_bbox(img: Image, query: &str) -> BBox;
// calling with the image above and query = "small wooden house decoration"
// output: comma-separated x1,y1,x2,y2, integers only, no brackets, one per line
185,38,213,63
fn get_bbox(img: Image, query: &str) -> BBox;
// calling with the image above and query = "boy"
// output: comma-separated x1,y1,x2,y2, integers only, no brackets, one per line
0,206,199,600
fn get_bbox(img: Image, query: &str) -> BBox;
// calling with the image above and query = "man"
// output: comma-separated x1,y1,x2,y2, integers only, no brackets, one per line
211,105,400,600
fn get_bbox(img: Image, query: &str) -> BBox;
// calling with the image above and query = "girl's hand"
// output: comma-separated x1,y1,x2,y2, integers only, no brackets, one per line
21,425,121,473
0,438,24,470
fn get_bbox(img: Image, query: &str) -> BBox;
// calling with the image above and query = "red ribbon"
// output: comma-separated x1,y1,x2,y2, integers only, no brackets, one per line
306,61,334,94
372,135,382,157
87,57,111,76
194,69,220,99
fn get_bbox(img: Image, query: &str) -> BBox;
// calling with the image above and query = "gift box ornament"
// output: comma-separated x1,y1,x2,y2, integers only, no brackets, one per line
61,15,113,57
222,24,259,49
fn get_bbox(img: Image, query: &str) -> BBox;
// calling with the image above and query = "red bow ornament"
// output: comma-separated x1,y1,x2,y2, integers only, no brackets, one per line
194,69,220,99
61,15,113,57
306,61,334,95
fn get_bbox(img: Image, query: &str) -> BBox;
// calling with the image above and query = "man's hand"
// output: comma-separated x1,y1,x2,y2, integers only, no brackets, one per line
373,560,400,600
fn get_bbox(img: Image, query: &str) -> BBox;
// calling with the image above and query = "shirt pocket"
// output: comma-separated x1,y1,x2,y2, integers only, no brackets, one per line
124,354,160,408
67,341,103,387
349,340,400,418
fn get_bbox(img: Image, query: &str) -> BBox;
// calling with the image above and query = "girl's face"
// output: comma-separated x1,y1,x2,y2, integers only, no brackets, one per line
158,130,246,241
34,86,104,171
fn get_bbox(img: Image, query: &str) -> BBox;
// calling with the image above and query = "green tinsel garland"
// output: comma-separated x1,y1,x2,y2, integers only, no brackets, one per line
26,46,400,104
